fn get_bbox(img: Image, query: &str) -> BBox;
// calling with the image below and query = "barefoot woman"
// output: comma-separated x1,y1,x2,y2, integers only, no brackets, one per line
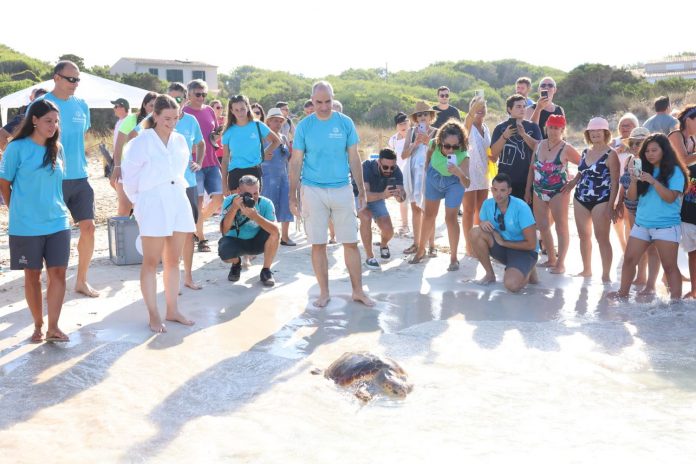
122,95,196,332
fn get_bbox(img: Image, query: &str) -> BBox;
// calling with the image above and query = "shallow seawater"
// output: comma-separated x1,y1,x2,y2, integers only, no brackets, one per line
2,276,696,463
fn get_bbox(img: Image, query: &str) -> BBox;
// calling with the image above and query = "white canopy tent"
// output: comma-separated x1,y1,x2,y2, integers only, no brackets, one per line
0,73,150,126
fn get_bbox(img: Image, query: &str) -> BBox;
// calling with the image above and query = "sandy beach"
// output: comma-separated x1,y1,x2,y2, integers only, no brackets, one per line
2,154,696,463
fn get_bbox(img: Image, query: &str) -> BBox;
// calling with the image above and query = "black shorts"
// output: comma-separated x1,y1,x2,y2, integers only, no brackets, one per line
489,241,538,276
186,186,199,223
510,183,529,202
10,229,71,270
218,229,269,260
227,166,263,191
62,178,95,222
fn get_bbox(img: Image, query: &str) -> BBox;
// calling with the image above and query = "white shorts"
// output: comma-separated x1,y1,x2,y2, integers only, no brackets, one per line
681,222,696,252
134,183,195,237
301,184,358,244
630,223,681,244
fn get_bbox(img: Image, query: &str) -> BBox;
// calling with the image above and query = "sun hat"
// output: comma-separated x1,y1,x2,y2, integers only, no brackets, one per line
546,114,566,128
585,117,609,131
409,101,438,119
628,127,650,140
265,107,286,121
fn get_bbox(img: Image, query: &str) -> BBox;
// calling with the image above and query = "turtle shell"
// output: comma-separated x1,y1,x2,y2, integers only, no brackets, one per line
324,351,407,387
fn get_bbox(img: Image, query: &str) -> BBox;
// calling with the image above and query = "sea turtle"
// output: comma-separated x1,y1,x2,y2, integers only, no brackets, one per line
312,351,413,402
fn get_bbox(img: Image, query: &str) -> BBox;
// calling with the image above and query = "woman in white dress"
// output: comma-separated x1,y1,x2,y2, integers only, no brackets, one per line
401,101,437,255
122,94,196,333
388,112,411,234
462,96,491,256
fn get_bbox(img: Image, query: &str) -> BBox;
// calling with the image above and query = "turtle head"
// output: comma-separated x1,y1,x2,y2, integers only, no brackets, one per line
376,369,413,398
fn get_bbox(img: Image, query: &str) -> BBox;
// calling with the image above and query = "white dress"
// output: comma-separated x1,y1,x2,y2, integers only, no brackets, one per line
388,133,408,173
122,128,195,237
467,123,491,191
402,129,428,209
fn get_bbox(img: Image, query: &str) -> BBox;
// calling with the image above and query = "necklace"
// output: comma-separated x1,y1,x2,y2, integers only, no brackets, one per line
546,139,563,152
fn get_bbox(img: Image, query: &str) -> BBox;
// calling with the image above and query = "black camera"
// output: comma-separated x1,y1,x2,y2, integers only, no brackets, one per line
241,192,256,208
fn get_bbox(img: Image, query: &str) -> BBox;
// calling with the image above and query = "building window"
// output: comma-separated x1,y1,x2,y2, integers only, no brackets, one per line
148,68,159,77
166,69,184,82
192,70,206,81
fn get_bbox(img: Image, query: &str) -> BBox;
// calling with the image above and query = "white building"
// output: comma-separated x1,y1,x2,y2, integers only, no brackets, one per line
642,55,696,83
110,57,219,92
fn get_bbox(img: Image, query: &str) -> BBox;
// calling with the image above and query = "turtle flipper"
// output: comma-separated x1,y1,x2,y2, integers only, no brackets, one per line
355,383,372,403
310,368,323,375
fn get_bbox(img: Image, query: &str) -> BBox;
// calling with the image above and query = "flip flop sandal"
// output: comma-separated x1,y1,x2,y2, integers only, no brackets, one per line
427,247,438,258
197,240,211,252
447,260,460,272
408,254,425,264
403,244,418,254
45,332,70,343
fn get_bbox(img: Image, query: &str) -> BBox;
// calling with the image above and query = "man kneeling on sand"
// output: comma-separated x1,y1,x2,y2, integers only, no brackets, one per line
470,173,539,292
219,175,280,286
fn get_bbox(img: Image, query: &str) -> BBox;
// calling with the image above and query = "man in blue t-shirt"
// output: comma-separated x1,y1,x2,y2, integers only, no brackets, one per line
289,80,374,308
471,173,539,292
33,61,99,298
353,148,405,270
219,175,279,286
490,94,542,200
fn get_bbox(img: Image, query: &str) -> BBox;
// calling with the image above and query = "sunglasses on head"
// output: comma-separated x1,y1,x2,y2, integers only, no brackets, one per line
539,83,555,89
439,94,449,98
57,73,80,83
194,92,207,98
442,144,460,151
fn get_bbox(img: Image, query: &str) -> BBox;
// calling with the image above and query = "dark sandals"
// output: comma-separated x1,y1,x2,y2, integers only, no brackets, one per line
197,239,211,252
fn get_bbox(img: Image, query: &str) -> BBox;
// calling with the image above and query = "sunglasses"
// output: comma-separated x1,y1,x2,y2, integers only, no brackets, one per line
253,111,262,116
213,106,222,110
57,73,80,83
439,94,449,98
379,163,396,172
629,140,643,148
442,144,460,151
494,203,506,231
539,83,555,89
194,92,207,98
415,112,429,118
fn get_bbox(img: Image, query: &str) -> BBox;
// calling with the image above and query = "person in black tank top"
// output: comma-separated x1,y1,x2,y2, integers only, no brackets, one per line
525,77,565,139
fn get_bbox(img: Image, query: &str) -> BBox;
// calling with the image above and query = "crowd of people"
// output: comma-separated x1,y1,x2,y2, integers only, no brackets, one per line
2,60,696,342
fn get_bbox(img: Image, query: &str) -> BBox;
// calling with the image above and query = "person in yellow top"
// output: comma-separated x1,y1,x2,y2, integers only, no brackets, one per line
409,120,471,270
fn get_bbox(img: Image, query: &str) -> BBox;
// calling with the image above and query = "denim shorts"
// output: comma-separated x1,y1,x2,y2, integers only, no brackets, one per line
355,198,389,219
630,224,681,243
196,166,223,196
424,166,465,208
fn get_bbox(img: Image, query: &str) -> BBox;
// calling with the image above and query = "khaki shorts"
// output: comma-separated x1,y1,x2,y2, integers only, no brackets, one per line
301,184,357,244
681,222,696,252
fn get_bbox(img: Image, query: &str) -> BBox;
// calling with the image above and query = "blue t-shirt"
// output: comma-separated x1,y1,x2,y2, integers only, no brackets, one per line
480,196,538,250
293,112,360,188
34,93,90,180
221,194,276,240
221,121,271,171
0,138,70,236
636,167,685,228
175,113,203,188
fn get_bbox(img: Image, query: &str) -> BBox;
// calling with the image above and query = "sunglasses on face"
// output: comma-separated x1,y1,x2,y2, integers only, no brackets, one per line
194,92,207,98
380,163,396,171
253,111,261,116
539,83,555,89
439,94,449,98
629,141,643,148
415,112,429,118
442,144,460,151
57,73,80,83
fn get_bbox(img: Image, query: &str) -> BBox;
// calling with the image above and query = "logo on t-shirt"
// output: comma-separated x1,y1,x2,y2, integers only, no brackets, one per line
19,255,28,265
329,127,344,140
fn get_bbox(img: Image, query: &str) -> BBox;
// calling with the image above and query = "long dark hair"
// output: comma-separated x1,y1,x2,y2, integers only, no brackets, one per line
637,133,688,197
11,99,61,170
142,95,179,130
137,92,158,124
225,95,253,129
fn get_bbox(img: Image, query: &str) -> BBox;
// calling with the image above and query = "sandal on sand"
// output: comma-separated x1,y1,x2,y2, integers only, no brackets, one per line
30,328,43,343
403,244,418,254
427,247,437,258
197,239,211,252
45,331,69,343
447,260,460,272
409,253,425,264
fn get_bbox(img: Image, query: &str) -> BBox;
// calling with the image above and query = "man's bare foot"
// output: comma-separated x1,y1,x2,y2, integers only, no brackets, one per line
165,311,195,326
574,270,592,278
149,313,166,333
607,291,629,300
30,327,43,343
313,294,331,308
184,280,203,290
550,265,565,274
352,292,376,307
75,281,99,298
537,260,556,268
474,274,496,286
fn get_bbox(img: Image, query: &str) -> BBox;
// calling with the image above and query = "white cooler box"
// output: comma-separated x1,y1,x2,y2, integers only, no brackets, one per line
108,217,142,265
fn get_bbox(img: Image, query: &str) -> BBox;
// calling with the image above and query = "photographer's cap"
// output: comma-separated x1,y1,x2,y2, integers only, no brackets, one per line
111,98,130,110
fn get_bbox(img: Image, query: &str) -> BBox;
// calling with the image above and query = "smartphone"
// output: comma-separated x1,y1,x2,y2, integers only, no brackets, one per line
508,117,517,130
447,154,457,165
541,90,549,98
418,122,427,133
632,158,642,177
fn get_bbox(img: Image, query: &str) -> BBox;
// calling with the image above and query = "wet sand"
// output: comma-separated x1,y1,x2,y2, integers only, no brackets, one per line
2,163,696,462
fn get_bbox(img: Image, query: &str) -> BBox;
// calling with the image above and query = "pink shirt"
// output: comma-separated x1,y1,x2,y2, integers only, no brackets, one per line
183,105,219,168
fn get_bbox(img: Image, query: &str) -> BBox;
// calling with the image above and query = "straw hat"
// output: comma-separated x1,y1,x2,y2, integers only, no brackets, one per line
628,127,650,140
266,107,286,121
409,101,438,120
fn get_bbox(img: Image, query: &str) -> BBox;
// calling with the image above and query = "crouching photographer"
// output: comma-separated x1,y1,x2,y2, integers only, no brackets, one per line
219,175,280,286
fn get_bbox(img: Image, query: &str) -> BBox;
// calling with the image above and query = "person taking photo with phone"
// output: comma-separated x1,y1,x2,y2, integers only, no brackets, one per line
525,77,565,139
